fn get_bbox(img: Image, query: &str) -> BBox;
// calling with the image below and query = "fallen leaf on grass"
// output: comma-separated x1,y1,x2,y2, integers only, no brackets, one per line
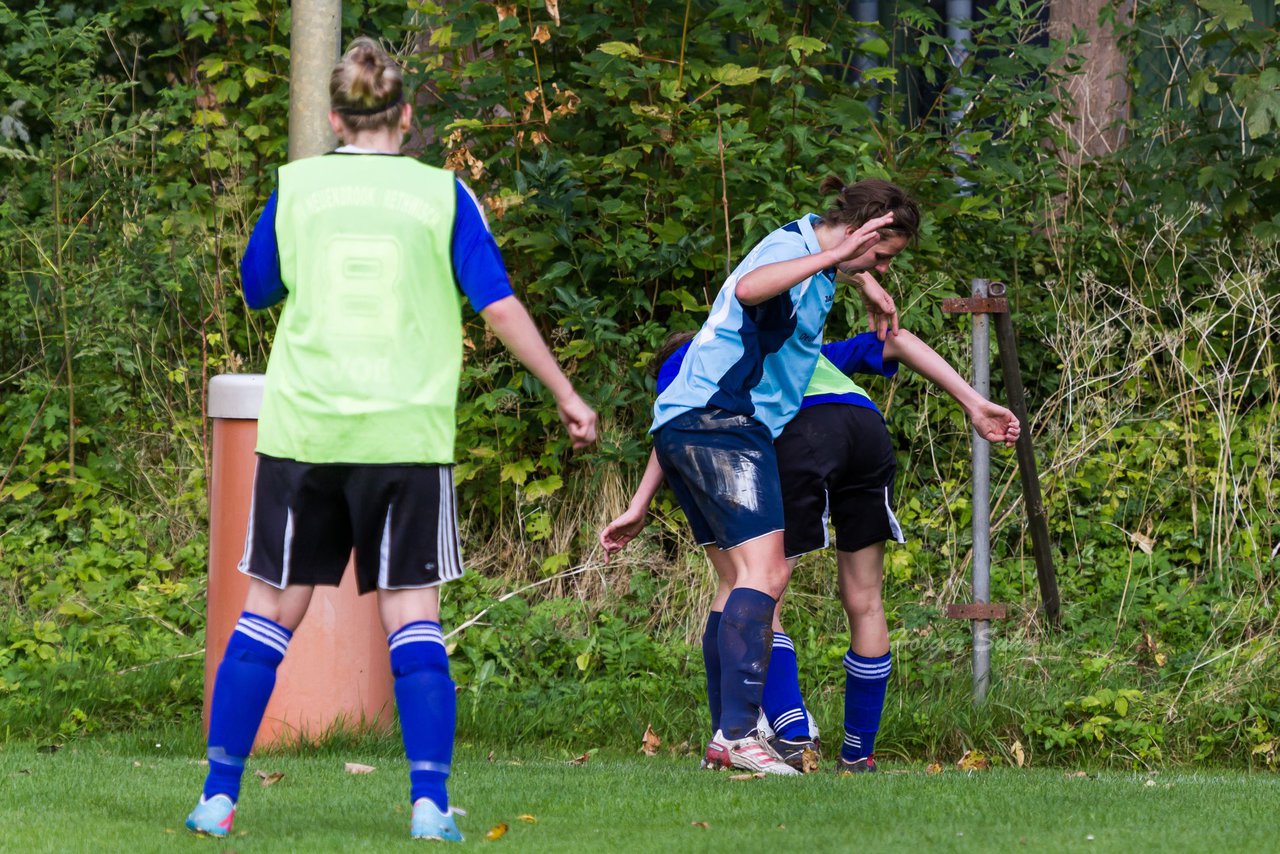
486,822,509,841
926,762,944,775
344,763,375,775
567,752,591,766
956,750,990,771
801,748,820,774
728,772,766,781
517,814,536,823
1011,739,1026,768
691,821,709,829
133,761,142,768
487,751,496,763
640,724,661,757
256,770,284,787
1065,770,1088,778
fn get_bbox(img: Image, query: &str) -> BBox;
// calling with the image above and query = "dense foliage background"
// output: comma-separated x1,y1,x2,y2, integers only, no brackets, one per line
1,0,1276,768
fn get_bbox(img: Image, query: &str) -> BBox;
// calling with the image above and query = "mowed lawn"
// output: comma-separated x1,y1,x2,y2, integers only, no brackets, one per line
2,735,1277,853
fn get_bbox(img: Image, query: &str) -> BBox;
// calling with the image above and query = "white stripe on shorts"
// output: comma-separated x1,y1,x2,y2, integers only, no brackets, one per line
885,486,906,544
236,461,260,575
378,503,394,590
280,507,295,587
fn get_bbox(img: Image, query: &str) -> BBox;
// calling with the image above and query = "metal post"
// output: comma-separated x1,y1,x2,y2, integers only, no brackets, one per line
971,278,992,703
849,1,881,116
289,0,342,162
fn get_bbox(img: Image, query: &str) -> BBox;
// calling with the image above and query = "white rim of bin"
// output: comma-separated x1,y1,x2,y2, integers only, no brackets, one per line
208,373,266,420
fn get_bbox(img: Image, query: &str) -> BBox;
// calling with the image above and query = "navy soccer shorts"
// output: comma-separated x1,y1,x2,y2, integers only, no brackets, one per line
237,455,465,593
773,404,905,559
651,407,786,551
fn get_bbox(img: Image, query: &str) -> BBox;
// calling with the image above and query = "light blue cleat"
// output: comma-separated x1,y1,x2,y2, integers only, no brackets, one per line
411,798,463,842
185,794,236,837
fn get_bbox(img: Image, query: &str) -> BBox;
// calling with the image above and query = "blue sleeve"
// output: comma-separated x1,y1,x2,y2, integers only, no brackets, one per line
821,332,899,378
655,342,692,395
453,180,516,313
240,191,286,309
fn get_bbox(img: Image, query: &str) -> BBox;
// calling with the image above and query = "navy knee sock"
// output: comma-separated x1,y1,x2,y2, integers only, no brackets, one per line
203,612,291,802
702,611,723,735
717,588,776,740
762,631,811,740
842,650,891,761
389,621,455,812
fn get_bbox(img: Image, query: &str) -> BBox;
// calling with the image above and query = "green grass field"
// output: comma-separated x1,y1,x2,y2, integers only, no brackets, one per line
3,731,1277,853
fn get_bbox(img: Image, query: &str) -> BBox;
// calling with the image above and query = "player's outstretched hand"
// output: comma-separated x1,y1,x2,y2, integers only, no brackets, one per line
600,506,647,562
557,392,598,449
969,400,1021,447
855,272,899,341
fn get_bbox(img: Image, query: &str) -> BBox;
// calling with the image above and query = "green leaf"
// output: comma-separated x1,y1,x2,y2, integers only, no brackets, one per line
597,41,641,59
861,37,891,58
500,459,535,486
784,36,826,55
1196,0,1253,31
522,475,564,501
711,64,765,86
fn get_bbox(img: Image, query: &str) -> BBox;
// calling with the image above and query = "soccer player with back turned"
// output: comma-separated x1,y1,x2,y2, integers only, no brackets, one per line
185,38,596,842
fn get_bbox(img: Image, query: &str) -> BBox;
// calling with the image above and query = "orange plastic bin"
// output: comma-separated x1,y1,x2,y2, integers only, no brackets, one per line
205,374,394,747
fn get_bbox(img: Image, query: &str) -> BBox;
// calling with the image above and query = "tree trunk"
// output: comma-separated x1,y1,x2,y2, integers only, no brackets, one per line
1049,0,1130,159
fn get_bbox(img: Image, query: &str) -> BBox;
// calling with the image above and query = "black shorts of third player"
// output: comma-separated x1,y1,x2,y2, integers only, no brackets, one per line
238,455,464,593
774,403,905,558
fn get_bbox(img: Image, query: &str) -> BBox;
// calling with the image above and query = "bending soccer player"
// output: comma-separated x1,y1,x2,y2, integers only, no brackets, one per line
603,324,1019,772
185,38,597,841
637,178,919,774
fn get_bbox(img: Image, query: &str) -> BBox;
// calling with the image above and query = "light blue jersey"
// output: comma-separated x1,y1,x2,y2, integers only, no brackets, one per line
651,214,835,439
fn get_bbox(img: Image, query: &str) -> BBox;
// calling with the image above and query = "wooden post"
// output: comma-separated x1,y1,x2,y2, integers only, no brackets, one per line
989,284,1061,628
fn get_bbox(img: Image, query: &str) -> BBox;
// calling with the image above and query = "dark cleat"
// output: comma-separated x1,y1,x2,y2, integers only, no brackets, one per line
835,755,878,775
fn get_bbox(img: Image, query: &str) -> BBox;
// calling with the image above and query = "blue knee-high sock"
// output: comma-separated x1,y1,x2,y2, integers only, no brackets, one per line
842,650,891,761
762,631,810,740
204,612,292,802
717,588,776,740
702,611,723,735
389,621,455,812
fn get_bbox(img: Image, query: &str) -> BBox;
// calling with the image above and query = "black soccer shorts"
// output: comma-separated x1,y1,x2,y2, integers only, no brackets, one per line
237,455,465,593
774,403,905,559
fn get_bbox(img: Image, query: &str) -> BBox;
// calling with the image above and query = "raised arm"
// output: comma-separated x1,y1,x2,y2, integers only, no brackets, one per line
883,329,1020,446
480,296,597,449
734,213,895,306
599,449,665,560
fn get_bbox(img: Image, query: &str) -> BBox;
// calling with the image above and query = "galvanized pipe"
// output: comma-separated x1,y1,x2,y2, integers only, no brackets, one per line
970,278,992,703
850,1,881,115
288,0,342,162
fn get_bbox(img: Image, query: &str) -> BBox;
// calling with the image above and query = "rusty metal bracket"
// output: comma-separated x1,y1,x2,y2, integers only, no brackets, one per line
943,281,1009,315
944,603,1009,620
942,296,1008,315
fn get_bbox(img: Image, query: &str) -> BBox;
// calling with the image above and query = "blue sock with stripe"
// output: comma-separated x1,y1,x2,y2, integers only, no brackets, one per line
717,588,776,740
389,621,454,811
203,612,292,802
842,649,891,761
762,631,810,740
702,611,723,734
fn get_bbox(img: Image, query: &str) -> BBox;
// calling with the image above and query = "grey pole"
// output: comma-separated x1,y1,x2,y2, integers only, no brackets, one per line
970,278,992,703
850,1,881,116
289,0,342,162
